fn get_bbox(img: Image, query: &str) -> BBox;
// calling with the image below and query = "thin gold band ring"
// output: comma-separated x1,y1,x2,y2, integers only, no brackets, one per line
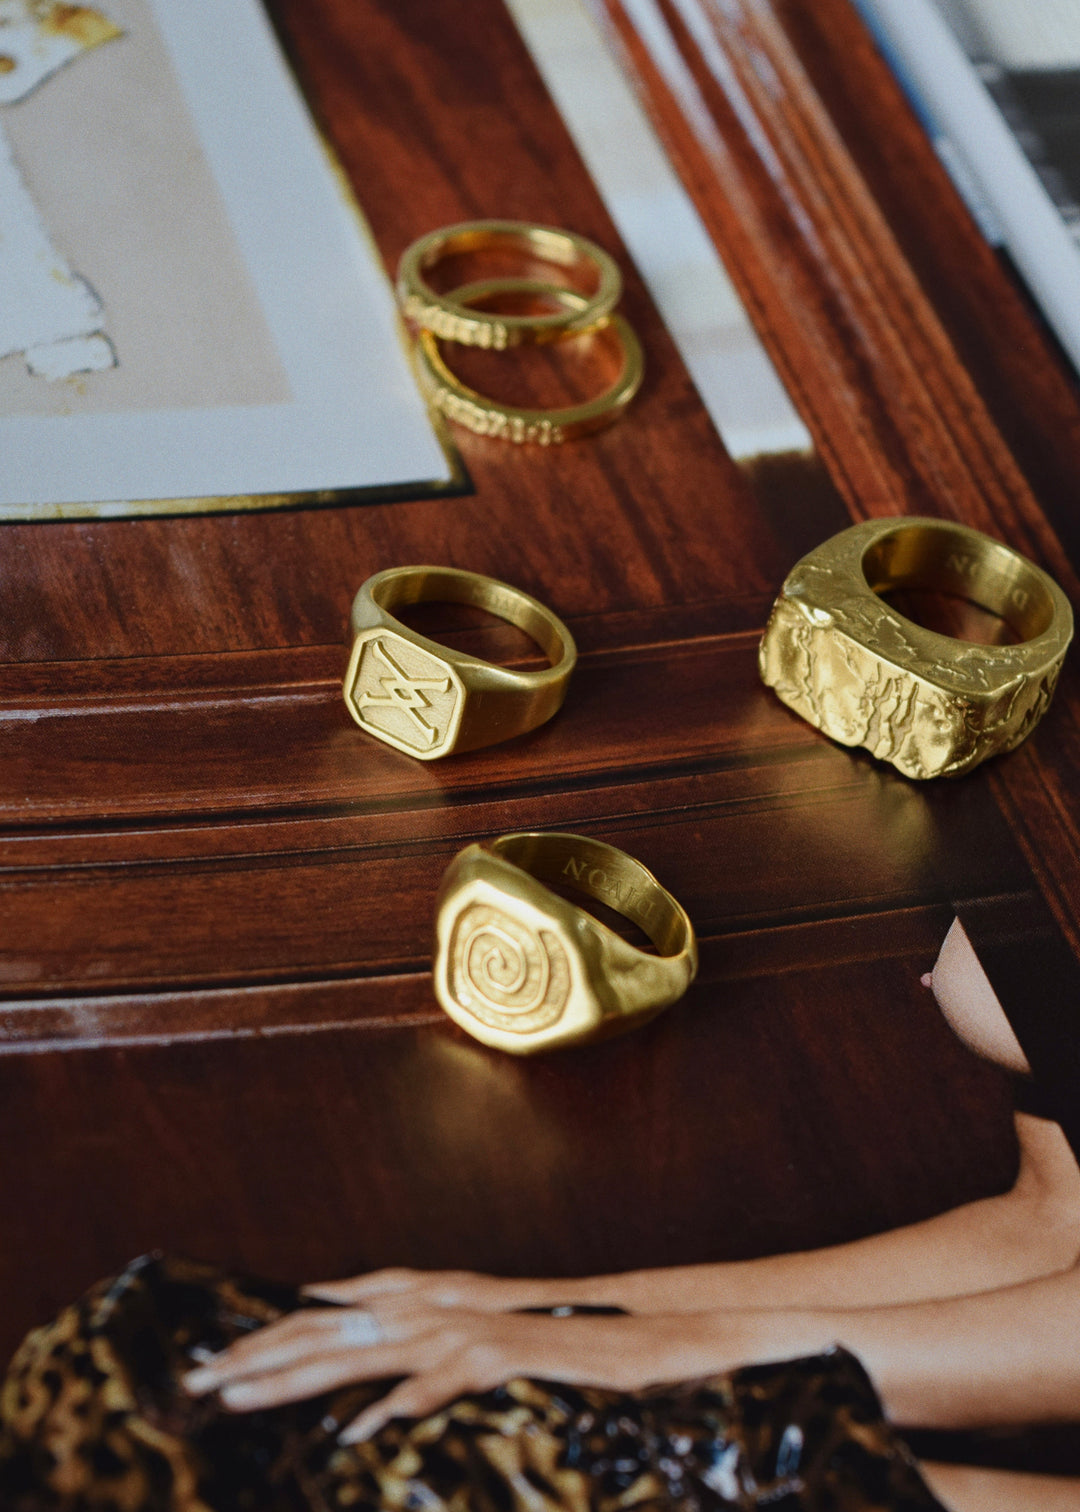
412,284,643,446
397,219,623,349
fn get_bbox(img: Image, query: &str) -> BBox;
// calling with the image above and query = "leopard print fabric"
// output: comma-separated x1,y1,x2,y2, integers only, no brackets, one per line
0,1254,946,1512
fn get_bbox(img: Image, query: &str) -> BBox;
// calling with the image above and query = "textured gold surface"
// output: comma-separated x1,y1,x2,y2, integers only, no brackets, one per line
433,831,698,1054
412,302,643,445
344,566,577,760
759,517,1073,778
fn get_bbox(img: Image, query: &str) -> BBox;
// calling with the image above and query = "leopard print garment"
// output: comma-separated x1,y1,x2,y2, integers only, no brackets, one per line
0,1254,945,1512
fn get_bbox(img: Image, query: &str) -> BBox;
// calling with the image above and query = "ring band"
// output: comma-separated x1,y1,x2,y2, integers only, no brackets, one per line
338,1311,384,1347
433,831,698,1054
344,567,577,760
413,287,643,446
397,220,622,349
759,516,1074,778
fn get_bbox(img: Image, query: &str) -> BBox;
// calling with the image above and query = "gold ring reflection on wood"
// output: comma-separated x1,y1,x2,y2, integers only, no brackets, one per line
433,831,698,1054
344,566,576,760
758,516,1074,779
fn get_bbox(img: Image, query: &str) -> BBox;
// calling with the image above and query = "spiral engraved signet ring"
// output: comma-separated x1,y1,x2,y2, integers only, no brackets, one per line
433,832,698,1054
759,517,1073,779
344,567,576,760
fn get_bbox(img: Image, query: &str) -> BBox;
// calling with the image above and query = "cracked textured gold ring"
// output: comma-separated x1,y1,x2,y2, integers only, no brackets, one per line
397,220,622,348
344,567,576,760
759,517,1073,779
412,287,643,446
433,831,698,1054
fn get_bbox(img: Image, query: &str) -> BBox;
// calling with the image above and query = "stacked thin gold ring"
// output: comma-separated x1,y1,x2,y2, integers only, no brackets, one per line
398,222,623,348
396,220,643,444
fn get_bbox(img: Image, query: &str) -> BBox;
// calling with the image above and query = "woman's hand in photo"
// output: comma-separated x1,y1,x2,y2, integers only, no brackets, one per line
300,1265,564,1316
181,1303,745,1446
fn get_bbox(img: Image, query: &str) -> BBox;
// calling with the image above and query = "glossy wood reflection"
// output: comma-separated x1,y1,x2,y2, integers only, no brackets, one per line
1,0,1079,1416
0,947,1015,1366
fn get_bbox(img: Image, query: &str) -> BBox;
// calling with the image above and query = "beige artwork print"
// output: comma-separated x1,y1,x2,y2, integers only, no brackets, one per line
0,0,289,420
0,2,121,380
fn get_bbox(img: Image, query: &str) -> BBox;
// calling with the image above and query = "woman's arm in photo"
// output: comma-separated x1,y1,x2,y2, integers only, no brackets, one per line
921,1462,1080,1512
306,1108,1078,1319
184,1255,1080,1436
307,917,1079,1320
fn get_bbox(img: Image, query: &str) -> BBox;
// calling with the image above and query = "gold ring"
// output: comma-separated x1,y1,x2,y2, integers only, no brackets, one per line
344,567,577,760
412,287,643,446
397,220,623,348
759,516,1074,778
433,831,698,1054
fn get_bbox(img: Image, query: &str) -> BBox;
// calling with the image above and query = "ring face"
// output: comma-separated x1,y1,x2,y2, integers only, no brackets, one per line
445,901,572,1035
759,517,1073,779
435,869,586,1052
344,629,464,759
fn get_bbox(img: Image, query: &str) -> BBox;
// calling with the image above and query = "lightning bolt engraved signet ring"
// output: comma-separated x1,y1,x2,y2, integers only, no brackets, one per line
343,566,577,759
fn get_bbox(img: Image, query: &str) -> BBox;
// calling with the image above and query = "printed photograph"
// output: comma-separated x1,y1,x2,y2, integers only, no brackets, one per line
0,0,450,515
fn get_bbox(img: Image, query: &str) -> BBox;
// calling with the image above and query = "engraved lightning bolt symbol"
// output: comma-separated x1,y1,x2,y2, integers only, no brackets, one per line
355,638,452,747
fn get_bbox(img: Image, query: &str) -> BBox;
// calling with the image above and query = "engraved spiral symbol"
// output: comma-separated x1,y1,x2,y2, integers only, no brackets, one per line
448,903,570,1034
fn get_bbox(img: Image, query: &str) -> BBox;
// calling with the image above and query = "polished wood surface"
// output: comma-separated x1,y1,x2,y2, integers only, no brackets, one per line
2,0,1078,1422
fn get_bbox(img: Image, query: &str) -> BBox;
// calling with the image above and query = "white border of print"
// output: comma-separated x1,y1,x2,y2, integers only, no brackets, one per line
0,0,451,518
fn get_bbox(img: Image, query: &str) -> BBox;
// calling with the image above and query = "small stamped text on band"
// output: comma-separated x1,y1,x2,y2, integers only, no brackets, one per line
562,856,659,927
947,550,1030,614
474,586,526,625
947,551,978,581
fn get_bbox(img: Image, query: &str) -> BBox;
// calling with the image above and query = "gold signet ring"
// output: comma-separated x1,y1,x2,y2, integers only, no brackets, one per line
343,567,577,760
397,220,622,348
759,516,1074,779
433,831,698,1054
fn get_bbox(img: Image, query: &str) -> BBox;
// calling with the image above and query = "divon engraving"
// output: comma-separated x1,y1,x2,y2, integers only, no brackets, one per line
562,856,655,923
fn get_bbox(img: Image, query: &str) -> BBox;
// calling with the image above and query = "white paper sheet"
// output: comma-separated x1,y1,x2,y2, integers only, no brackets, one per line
0,0,451,518
506,0,811,460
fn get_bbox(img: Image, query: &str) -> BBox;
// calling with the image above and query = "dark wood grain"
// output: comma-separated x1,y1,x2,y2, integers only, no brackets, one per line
595,0,1077,577
774,0,1080,554
1,947,1015,1367
596,0,1080,954
0,724,1032,999
2,0,1078,1415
